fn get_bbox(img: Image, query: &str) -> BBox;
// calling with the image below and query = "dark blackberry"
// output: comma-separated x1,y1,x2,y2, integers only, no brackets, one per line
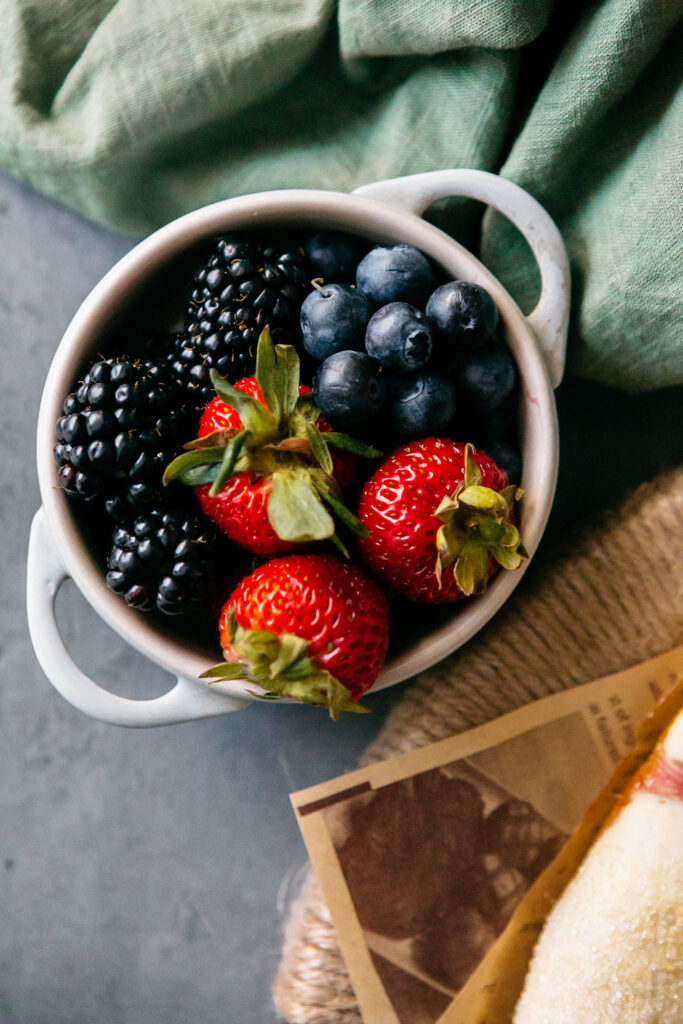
167,331,216,415
178,235,310,386
139,332,210,426
105,510,219,615
54,355,192,518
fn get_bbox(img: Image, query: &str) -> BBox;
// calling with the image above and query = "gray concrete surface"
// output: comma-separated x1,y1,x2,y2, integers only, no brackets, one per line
1,169,681,1024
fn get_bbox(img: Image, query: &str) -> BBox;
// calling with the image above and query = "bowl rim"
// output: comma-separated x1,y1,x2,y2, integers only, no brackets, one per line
36,187,558,697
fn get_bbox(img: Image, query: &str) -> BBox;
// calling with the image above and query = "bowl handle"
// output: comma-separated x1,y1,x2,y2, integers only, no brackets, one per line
27,508,250,727
353,169,570,387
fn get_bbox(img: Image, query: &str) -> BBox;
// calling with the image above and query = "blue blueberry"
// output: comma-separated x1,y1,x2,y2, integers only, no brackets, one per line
356,244,433,306
300,284,374,361
426,281,499,359
303,231,366,283
467,395,517,451
313,351,387,431
458,347,516,413
474,394,516,440
365,303,433,373
389,371,457,439
476,438,522,484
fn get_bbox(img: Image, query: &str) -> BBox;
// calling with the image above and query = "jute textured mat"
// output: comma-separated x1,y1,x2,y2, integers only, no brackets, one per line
273,467,683,1024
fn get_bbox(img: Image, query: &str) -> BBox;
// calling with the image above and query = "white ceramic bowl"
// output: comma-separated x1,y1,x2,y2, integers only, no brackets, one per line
27,169,569,726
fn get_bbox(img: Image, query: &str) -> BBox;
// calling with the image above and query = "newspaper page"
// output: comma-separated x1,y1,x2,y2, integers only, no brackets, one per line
291,645,683,1024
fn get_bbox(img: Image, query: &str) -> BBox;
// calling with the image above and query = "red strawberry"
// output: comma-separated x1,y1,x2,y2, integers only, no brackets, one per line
203,553,390,717
357,439,526,603
197,383,356,546
164,329,378,557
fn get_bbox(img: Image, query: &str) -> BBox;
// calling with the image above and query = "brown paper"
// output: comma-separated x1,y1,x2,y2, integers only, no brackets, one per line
290,645,683,1024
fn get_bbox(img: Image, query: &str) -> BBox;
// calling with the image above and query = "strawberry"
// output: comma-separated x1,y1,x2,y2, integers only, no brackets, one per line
194,381,356,554
202,553,390,717
164,329,379,556
356,439,526,603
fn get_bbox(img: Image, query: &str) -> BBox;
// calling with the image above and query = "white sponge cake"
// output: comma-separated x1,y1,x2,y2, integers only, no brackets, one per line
514,714,683,1024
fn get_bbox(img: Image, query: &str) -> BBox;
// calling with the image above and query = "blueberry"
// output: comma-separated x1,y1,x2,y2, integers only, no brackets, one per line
356,244,433,306
471,394,516,441
365,303,433,373
426,281,499,358
313,351,387,431
304,231,366,283
300,284,374,361
389,372,457,439
476,438,522,484
458,347,516,412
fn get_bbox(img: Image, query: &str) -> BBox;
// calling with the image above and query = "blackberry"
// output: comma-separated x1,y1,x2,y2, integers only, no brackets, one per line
166,331,217,415
105,510,219,615
54,355,191,519
176,235,310,387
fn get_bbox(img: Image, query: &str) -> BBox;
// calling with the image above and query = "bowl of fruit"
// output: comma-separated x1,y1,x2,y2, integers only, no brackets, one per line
27,169,569,726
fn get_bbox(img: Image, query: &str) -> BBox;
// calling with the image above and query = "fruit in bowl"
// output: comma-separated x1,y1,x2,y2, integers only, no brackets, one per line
29,172,569,727
51,229,526,716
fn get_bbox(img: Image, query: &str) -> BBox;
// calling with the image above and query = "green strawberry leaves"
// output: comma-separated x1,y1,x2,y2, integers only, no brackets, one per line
209,431,248,497
434,443,528,595
201,611,368,719
268,469,335,542
321,432,382,459
164,327,381,552
210,369,276,439
163,446,227,487
162,432,249,491
315,478,370,538
256,330,300,422
306,423,333,475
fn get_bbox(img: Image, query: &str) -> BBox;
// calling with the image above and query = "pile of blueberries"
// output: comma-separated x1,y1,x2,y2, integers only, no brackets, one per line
302,232,520,481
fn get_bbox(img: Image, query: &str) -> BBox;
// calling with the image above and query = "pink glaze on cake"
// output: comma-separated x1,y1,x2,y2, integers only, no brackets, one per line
638,755,683,800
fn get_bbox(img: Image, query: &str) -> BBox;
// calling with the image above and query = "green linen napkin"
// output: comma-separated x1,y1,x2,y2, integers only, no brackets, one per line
0,0,680,390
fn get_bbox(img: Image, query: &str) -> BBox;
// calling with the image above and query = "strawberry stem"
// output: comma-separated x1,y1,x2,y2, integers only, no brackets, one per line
434,443,527,595
209,431,248,497
201,611,368,719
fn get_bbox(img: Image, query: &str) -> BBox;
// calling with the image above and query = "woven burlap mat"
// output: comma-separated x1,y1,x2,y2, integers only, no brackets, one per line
273,468,683,1024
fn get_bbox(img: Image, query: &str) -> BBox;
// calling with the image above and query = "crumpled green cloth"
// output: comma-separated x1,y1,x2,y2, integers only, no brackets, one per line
0,0,680,390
